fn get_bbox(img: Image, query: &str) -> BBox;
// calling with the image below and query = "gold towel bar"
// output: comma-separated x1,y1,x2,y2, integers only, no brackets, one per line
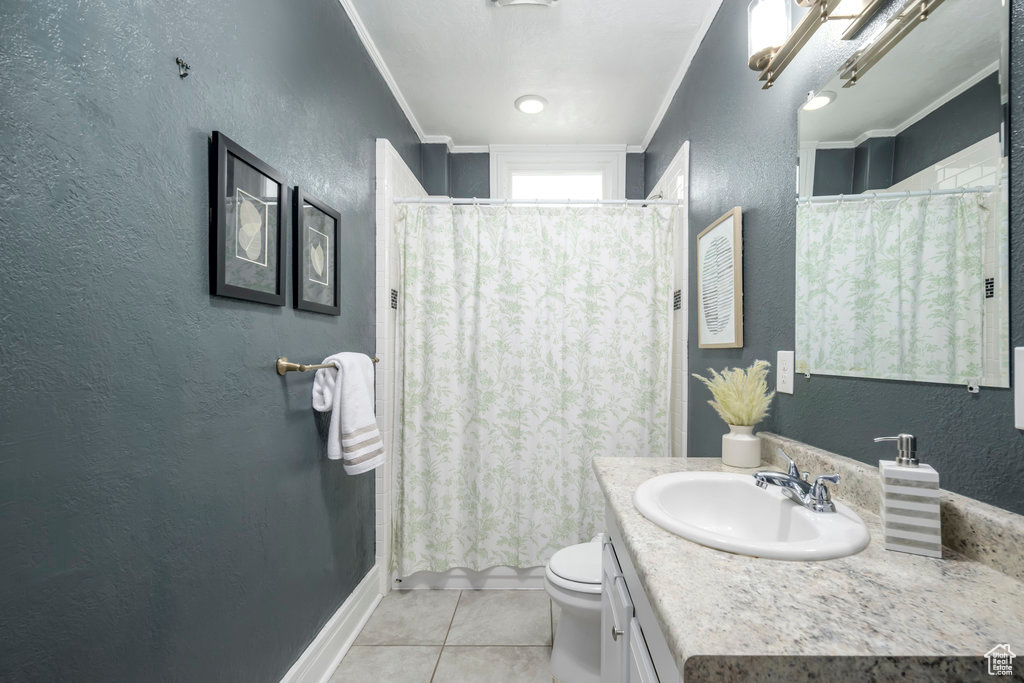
276,356,380,376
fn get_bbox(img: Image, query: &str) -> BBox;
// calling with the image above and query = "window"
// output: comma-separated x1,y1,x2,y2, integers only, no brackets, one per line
509,173,603,200
489,146,627,200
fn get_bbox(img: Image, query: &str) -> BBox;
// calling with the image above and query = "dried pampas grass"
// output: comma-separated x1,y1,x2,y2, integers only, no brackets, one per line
692,360,775,427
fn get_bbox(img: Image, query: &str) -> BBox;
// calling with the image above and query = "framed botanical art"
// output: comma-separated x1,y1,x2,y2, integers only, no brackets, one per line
293,188,340,315
209,131,286,305
696,207,743,348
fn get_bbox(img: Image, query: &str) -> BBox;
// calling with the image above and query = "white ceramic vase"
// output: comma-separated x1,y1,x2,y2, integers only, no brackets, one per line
722,425,761,468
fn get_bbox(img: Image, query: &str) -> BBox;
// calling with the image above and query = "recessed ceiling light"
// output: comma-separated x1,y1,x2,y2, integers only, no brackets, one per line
515,95,547,114
802,90,836,111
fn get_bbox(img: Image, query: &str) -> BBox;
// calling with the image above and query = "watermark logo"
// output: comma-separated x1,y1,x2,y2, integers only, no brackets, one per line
985,644,1016,676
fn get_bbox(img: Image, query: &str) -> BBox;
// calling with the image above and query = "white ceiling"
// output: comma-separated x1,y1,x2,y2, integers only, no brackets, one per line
340,0,724,149
799,0,1004,145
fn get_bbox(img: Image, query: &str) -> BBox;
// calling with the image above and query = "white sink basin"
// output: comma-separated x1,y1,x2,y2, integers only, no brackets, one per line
633,471,870,561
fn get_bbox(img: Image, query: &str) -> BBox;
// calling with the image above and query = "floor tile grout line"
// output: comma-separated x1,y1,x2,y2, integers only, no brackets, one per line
438,647,557,651
428,590,462,683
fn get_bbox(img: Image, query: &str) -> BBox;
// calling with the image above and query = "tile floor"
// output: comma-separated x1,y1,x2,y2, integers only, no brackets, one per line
331,589,561,683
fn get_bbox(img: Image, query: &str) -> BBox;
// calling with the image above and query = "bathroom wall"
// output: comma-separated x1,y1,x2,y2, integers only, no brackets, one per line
450,152,492,198
646,0,1024,514
0,0,421,680
626,153,647,200
421,142,451,195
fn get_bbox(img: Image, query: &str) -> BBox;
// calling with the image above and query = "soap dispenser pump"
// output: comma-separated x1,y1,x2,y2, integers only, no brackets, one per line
875,433,941,558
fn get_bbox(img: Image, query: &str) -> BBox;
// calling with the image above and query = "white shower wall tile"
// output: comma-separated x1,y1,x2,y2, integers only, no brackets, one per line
374,139,427,592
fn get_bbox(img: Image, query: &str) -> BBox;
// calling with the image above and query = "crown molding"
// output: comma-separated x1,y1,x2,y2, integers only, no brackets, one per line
488,143,628,153
422,135,454,150
336,0,426,141
451,145,490,154
640,0,725,150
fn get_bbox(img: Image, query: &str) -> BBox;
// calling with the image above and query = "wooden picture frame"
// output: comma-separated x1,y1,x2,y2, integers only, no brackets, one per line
292,188,340,315
696,207,743,348
209,131,286,306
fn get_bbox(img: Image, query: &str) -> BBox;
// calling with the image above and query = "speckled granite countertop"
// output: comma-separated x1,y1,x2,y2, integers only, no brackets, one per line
594,452,1024,680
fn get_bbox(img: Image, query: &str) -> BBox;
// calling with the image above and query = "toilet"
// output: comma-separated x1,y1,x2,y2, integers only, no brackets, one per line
545,540,603,683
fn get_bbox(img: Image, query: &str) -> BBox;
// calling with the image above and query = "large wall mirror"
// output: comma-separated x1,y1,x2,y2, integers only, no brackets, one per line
795,0,1009,389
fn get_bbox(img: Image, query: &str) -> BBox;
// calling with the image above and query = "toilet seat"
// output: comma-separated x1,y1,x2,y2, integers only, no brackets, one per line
546,541,602,594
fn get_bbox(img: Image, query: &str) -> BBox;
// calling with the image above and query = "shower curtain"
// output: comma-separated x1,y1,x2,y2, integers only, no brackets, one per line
795,191,993,385
393,204,674,575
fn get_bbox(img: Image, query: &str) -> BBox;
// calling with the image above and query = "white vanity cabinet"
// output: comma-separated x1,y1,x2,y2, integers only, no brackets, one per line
627,618,659,683
601,507,682,683
600,541,631,682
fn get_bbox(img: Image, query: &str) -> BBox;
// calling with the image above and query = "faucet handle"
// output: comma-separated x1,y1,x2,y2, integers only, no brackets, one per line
776,448,800,479
810,474,840,512
813,473,840,487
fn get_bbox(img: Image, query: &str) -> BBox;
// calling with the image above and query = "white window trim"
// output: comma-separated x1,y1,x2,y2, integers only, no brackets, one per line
489,144,627,199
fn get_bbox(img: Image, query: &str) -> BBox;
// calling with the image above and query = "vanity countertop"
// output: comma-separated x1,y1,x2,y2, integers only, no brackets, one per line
593,455,1024,679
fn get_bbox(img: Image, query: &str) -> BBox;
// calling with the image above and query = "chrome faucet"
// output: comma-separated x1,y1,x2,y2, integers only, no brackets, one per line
753,449,840,513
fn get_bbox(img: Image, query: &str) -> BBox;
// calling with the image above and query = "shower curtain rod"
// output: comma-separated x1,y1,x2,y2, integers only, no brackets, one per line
393,197,682,206
797,185,998,204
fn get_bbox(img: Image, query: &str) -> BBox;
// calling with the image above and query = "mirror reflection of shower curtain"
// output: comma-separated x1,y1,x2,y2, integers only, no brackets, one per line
392,204,674,576
795,191,996,386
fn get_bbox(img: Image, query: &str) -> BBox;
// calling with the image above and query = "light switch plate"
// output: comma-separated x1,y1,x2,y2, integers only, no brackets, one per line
1015,348,1023,430
777,351,794,395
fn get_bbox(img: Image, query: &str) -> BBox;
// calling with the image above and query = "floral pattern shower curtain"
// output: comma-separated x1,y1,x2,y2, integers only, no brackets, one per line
795,192,992,385
392,204,674,575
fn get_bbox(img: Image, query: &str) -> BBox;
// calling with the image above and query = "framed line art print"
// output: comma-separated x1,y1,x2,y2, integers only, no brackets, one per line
293,188,340,315
696,207,743,348
209,131,286,305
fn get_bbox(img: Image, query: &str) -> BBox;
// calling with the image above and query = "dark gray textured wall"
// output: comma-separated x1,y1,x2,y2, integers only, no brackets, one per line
449,152,491,197
626,152,646,199
0,0,421,680
893,72,1003,183
813,148,856,196
646,0,1024,514
852,137,894,193
421,143,450,196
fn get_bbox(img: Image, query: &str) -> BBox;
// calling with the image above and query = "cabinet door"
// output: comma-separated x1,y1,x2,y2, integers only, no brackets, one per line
627,617,660,683
601,541,631,683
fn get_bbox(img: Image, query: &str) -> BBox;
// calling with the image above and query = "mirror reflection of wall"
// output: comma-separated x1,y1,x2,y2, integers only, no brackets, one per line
795,0,1008,389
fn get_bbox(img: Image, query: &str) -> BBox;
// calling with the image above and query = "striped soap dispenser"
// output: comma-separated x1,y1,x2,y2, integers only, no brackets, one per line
875,434,942,558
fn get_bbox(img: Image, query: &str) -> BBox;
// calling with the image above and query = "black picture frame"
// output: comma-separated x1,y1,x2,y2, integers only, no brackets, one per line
209,131,287,306
293,188,341,315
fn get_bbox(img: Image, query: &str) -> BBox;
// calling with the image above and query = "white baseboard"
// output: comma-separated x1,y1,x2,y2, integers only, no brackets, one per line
279,565,382,683
393,566,546,590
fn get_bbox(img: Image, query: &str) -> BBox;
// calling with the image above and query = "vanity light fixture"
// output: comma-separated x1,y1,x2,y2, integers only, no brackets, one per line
749,0,890,89
802,90,836,110
515,95,547,114
839,0,947,88
747,0,792,71
751,0,842,89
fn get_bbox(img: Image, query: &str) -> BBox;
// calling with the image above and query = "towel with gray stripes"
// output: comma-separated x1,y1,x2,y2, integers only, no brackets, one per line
311,352,384,474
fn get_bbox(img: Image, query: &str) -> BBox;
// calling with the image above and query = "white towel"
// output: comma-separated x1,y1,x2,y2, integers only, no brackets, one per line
311,353,384,475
